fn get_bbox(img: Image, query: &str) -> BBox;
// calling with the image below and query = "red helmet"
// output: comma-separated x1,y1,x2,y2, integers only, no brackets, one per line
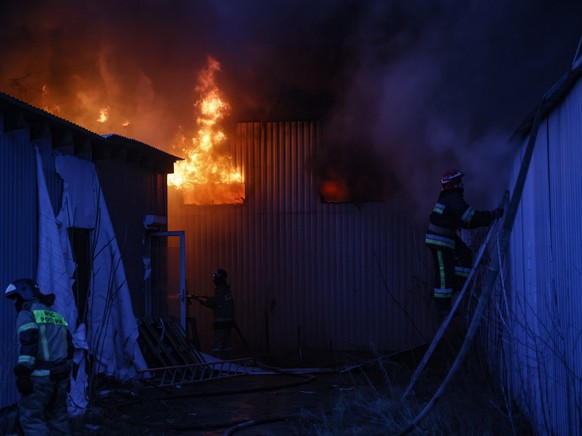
441,169,464,188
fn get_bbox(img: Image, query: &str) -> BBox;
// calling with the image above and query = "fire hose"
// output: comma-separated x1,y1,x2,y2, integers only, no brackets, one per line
401,190,509,401
398,90,549,435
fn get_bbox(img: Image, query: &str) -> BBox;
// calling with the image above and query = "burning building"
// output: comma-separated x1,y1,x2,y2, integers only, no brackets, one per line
144,59,435,357
168,119,436,358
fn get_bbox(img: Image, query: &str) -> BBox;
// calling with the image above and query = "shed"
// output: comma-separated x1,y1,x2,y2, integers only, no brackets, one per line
0,92,180,412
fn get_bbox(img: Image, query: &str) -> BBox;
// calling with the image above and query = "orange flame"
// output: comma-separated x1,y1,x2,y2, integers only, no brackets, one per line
41,85,62,115
168,57,244,205
319,172,349,203
97,107,109,123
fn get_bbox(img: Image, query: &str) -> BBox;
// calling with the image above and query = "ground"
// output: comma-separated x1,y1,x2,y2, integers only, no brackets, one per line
66,336,533,436
1,334,534,435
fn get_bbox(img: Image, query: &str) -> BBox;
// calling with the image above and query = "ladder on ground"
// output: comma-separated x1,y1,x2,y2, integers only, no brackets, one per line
137,358,259,388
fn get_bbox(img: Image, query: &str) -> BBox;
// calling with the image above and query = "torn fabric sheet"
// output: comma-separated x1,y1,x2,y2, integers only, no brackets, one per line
35,146,78,325
35,147,85,411
55,154,147,379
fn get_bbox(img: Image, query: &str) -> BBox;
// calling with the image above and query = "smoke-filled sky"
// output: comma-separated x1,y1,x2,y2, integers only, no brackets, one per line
1,0,581,216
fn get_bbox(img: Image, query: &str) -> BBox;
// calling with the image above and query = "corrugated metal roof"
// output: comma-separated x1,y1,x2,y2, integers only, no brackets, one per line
0,92,181,174
102,133,183,168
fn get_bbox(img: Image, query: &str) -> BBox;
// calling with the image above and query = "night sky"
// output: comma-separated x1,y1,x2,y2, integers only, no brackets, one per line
1,0,581,216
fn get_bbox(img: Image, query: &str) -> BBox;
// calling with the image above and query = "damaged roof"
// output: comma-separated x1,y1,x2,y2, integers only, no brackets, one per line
0,92,181,174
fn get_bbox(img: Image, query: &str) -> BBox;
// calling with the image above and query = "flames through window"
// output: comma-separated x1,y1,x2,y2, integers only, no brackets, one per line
167,57,244,205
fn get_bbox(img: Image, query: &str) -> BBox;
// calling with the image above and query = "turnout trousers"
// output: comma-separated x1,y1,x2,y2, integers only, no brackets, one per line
212,327,234,360
428,236,472,310
18,376,71,436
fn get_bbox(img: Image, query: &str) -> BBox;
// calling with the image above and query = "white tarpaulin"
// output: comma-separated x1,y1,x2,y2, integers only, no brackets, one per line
35,149,147,414
35,147,78,330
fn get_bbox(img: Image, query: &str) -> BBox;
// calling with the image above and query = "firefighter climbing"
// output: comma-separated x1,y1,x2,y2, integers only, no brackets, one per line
425,169,504,316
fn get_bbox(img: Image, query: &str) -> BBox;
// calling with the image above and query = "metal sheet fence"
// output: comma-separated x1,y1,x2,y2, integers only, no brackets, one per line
484,78,582,435
0,123,37,409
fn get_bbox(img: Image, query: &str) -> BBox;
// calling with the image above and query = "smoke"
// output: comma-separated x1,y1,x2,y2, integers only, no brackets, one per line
1,0,581,217
312,1,582,216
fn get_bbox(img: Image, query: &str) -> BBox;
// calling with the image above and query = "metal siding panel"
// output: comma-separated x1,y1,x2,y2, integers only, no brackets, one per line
170,121,434,358
486,77,582,435
0,125,37,408
97,163,168,317
547,83,582,433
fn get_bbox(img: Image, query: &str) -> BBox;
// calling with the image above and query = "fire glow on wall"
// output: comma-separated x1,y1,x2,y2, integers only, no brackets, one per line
167,57,245,205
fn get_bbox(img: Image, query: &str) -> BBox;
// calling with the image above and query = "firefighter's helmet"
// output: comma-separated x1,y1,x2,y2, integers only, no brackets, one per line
212,269,228,285
441,169,464,189
5,278,41,301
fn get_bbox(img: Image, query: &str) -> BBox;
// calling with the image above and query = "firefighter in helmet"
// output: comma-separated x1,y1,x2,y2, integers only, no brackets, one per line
196,269,235,359
5,278,73,435
425,170,504,316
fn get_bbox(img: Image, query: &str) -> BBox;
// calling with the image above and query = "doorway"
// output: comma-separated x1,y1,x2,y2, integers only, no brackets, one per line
145,231,186,330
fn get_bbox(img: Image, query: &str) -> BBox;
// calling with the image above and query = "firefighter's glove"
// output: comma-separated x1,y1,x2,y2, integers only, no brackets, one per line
493,207,504,219
14,365,33,396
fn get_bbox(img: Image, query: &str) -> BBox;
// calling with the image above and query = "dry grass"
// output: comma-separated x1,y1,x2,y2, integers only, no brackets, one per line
295,339,534,435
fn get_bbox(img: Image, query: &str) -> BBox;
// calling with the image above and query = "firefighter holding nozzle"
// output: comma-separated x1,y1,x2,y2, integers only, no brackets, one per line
190,269,235,360
425,170,504,317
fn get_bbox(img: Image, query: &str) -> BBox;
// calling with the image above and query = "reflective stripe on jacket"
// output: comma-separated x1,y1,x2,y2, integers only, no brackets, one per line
426,188,495,250
16,301,71,376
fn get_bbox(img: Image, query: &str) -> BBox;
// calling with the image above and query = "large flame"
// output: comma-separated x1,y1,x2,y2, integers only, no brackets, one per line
168,57,244,205
14,54,244,206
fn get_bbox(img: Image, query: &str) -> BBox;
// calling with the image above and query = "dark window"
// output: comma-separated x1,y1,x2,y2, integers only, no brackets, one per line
68,228,91,325
315,143,393,204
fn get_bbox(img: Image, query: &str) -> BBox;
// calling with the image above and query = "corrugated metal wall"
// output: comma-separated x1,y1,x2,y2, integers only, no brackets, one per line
97,163,168,317
169,121,435,358
0,121,37,408
484,78,582,434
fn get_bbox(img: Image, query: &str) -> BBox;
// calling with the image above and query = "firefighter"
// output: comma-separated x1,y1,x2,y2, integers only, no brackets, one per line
5,278,73,435
425,170,503,316
196,269,235,359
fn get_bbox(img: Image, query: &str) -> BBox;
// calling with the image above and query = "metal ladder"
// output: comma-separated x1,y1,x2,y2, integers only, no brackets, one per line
137,358,258,388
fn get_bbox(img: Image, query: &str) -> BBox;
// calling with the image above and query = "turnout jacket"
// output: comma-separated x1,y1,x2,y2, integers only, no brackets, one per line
16,301,73,377
203,283,234,330
426,188,495,250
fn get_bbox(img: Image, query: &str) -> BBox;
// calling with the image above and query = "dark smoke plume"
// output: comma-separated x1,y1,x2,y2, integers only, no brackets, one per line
1,0,581,217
